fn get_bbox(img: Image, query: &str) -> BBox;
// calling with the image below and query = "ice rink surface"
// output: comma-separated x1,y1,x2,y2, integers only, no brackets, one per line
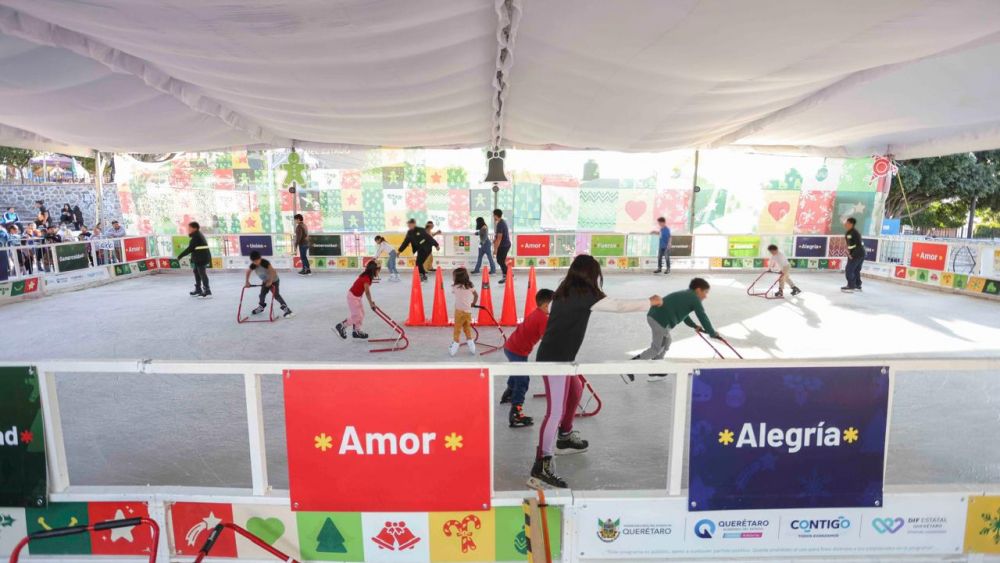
2,268,999,492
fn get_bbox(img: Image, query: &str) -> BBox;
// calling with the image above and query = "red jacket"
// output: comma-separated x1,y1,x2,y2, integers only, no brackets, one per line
504,308,549,357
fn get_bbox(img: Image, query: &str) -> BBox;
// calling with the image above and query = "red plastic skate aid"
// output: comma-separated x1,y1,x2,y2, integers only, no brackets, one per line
192,522,299,563
471,304,506,355
697,329,744,359
746,270,783,299
369,305,409,353
8,517,160,563
237,284,277,323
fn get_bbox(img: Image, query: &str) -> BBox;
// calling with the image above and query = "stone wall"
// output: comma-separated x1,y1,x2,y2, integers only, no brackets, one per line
0,183,122,228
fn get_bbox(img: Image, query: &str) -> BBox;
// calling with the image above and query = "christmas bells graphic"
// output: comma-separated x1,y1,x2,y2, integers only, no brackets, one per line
371,521,420,551
442,514,482,553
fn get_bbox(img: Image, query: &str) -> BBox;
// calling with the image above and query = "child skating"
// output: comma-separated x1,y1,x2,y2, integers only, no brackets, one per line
450,267,478,356
373,235,399,281
335,261,379,339
632,277,721,382
530,254,662,489
245,251,294,318
499,288,554,428
767,244,800,297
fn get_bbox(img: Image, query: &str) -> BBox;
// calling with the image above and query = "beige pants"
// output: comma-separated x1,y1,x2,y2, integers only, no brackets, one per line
778,266,795,290
453,310,474,342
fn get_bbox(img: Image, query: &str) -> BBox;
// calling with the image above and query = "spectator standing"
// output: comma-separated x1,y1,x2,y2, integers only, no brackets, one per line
493,209,512,283
294,213,311,275
34,200,49,228
72,205,84,229
105,220,127,263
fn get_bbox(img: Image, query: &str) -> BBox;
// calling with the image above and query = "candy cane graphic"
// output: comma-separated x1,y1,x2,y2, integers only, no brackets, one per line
442,514,482,553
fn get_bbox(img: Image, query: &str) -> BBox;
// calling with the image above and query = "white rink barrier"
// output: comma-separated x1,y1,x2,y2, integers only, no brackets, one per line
1,357,997,561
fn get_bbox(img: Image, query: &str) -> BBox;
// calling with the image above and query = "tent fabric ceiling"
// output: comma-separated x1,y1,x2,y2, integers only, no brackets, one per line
1,0,999,158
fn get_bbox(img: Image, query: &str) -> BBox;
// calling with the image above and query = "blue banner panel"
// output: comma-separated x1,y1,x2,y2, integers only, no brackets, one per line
239,235,273,257
794,236,827,257
689,366,889,511
864,238,879,262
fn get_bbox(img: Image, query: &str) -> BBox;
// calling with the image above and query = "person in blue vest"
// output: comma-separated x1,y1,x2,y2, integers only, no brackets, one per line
1,206,19,227
653,216,671,274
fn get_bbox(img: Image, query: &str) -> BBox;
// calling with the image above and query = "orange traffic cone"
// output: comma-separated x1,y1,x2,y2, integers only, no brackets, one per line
405,266,427,326
429,267,450,326
523,264,538,319
500,260,518,326
477,269,496,326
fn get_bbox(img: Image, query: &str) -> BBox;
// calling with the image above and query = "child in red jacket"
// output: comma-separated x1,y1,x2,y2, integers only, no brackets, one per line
500,288,553,428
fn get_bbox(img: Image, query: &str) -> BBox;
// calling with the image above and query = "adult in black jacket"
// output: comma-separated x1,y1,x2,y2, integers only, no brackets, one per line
177,221,213,298
842,217,865,293
398,218,439,281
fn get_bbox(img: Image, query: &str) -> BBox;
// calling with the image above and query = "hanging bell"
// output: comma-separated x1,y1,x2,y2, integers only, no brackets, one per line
484,149,508,183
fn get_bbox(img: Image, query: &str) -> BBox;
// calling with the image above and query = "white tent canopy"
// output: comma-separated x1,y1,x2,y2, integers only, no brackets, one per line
1,0,999,158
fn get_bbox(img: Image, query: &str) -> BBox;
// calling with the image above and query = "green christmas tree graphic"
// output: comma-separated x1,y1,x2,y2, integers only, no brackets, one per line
316,517,347,553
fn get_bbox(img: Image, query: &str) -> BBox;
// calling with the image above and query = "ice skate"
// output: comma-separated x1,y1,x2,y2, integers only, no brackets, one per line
647,373,674,382
509,404,534,428
791,286,801,296
282,307,294,318
352,329,369,339
199,290,213,299
334,323,348,339
774,289,784,297
449,341,460,356
653,269,662,274
528,456,567,489
841,286,856,293
189,289,202,297
556,430,588,455
251,305,266,315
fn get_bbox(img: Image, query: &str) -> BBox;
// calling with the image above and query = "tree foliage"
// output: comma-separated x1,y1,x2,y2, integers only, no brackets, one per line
0,146,34,181
889,151,1000,221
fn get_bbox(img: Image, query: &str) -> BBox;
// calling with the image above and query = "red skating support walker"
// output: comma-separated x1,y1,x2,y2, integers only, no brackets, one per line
369,305,409,353
192,522,299,563
697,328,744,359
238,284,277,323
471,304,507,355
8,517,160,563
532,375,603,418
747,270,784,299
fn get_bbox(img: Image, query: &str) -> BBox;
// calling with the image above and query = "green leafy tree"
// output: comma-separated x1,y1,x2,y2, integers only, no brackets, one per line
0,146,34,182
891,151,1000,238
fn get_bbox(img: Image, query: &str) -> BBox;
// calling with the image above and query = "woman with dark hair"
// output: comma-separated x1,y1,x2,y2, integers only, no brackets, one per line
470,216,496,275
529,254,662,488
59,204,74,226
72,205,84,229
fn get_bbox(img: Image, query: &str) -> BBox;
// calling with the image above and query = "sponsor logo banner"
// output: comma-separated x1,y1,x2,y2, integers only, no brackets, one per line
727,236,760,257
794,236,828,258
239,235,273,256
864,238,879,262
668,235,693,257
123,237,147,262
910,242,947,271
284,369,490,512
689,366,889,511
516,234,550,257
576,499,682,558
310,235,342,257
0,366,46,507
55,243,90,272
590,234,625,257
966,495,1000,553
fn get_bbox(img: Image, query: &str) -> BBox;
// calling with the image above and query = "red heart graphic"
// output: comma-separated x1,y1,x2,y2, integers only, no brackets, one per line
768,201,790,221
625,200,647,221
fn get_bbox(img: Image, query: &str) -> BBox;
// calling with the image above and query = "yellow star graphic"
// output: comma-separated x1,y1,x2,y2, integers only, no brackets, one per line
718,428,735,446
843,427,859,444
314,433,333,452
444,432,463,452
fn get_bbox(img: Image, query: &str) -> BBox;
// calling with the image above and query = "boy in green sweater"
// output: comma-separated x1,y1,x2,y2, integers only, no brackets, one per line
631,277,722,382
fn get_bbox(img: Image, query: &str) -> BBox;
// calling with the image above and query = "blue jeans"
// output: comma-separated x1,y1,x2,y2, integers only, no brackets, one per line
503,348,530,405
298,244,310,271
473,242,496,273
386,250,398,275
846,256,864,289
657,246,671,271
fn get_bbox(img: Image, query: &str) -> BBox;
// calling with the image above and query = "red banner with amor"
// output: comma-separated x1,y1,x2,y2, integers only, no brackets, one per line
516,234,550,257
910,242,947,271
283,369,491,512
124,237,147,262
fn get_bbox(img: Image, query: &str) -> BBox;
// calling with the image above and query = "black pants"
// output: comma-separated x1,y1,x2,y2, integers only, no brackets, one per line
415,247,431,276
259,281,288,308
845,256,864,289
496,245,510,276
192,263,210,292
657,246,671,271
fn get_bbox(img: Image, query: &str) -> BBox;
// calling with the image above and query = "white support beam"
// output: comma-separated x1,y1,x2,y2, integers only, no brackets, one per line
243,372,270,496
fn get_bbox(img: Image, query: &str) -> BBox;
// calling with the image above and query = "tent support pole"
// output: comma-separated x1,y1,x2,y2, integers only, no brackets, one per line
688,149,699,234
94,151,104,227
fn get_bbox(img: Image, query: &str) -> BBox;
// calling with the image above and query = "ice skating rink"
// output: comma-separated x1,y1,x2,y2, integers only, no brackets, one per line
2,269,999,491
